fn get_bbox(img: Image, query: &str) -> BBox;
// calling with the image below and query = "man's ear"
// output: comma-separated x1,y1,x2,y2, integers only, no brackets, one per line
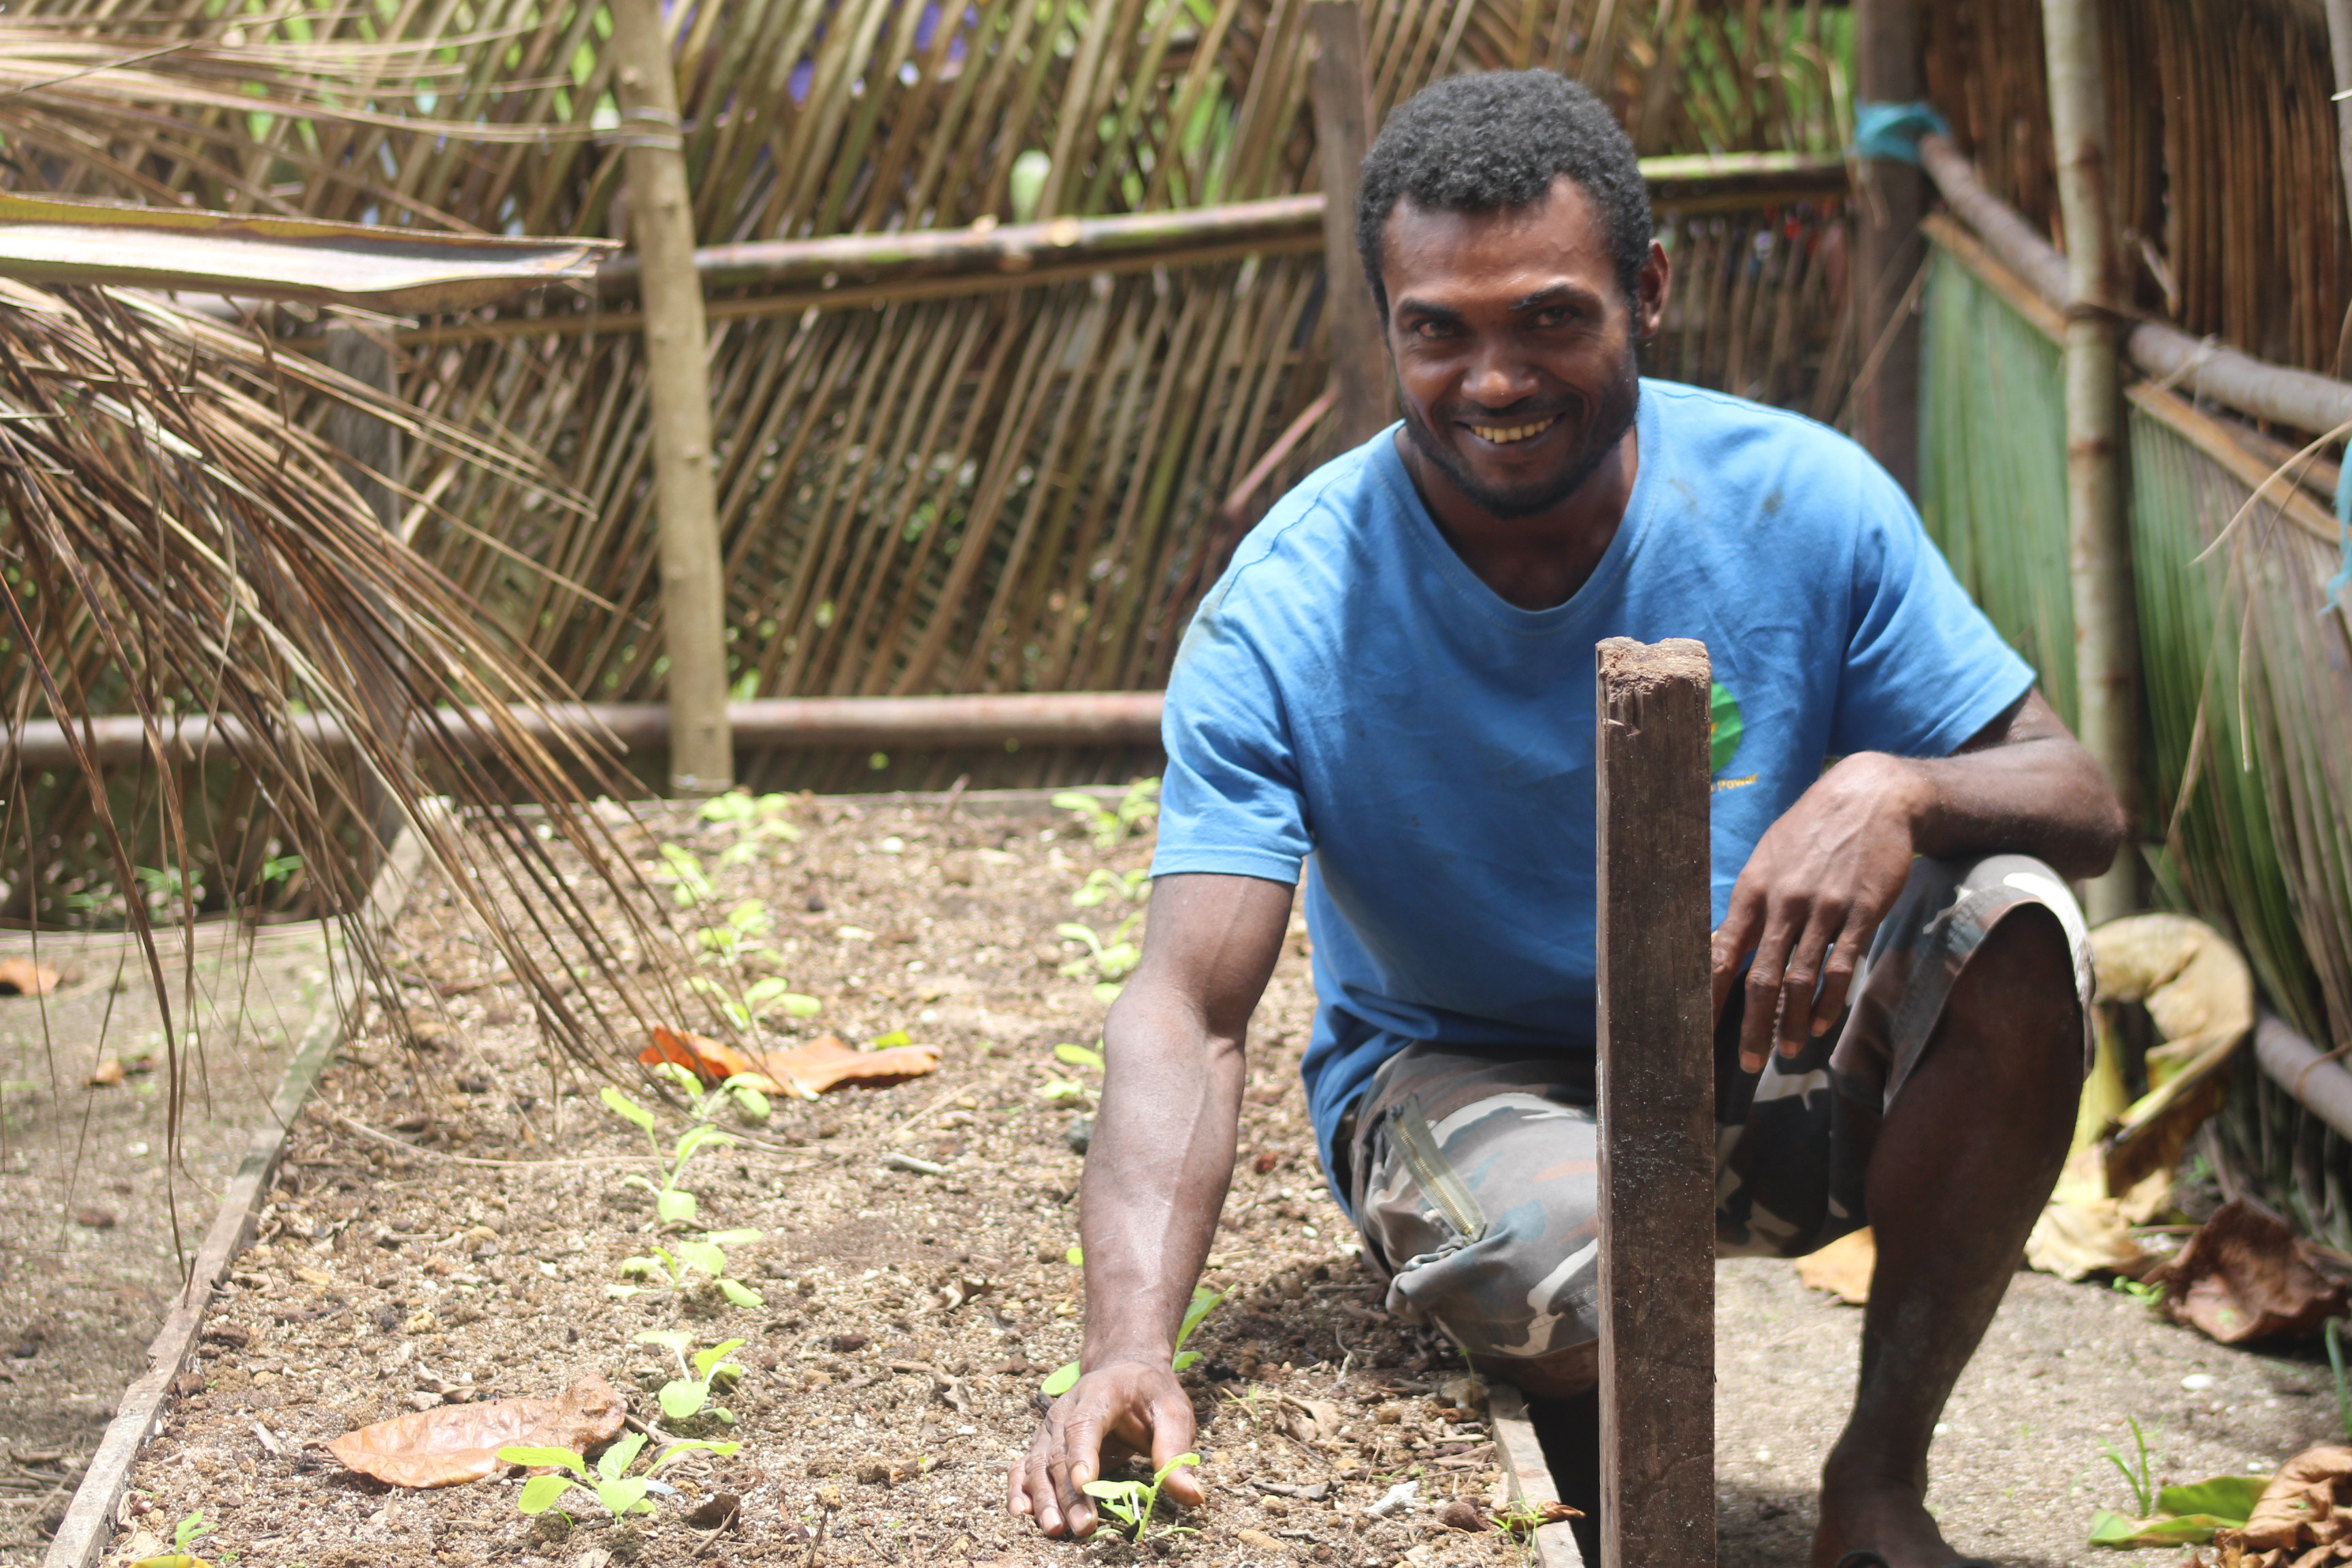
1635,237,1671,341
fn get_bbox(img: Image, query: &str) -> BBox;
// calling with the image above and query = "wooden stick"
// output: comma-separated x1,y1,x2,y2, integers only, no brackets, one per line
1593,636,1716,1568
1307,0,1389,448
321,321,408,863
610,0,732,795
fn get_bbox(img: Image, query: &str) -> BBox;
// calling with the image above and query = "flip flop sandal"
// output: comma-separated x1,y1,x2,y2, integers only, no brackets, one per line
1835,1554,1999,1568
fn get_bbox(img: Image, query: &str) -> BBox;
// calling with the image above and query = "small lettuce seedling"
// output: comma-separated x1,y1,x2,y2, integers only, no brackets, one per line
655,844,713,907
1051,778,1160,850
1071,867,1149,908
699,788,804,865
610,1228,766,1307
1056,919,1141,984
500,1434,740,1521
1042,1285,1222,1398
1083,1452,1200,1541
635,1330,749,1422
602,1087,737,1226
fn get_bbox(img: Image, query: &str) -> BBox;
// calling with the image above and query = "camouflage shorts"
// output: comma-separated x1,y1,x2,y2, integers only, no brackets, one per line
1333,853,2092,1374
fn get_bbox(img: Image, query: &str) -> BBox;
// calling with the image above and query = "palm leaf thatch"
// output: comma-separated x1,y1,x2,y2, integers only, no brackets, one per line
0,275,679,1090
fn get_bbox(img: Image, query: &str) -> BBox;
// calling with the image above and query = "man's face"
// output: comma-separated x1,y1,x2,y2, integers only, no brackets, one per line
1379,176,1667,519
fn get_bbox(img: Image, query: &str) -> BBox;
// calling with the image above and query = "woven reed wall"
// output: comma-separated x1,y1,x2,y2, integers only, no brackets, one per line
1922,243,2352,1235
1924,0,2352,379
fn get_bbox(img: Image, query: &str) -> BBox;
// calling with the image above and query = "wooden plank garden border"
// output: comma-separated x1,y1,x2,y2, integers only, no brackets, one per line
1488,1383,1588,1568
43,826,427,1568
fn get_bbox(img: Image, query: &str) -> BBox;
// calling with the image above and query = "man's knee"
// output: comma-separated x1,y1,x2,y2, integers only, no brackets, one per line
1380,1215,1602,1393
1925,905,2085,1120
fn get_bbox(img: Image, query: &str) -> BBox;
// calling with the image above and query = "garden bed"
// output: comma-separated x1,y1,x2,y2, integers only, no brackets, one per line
101,789,1519,1568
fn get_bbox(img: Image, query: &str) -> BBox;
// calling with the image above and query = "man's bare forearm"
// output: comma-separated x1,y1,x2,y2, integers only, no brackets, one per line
1901,689,2127,880
1075,874,1292,1369
1077,981,1247,1366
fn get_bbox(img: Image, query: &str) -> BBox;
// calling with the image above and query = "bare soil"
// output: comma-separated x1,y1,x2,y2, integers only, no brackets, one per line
0,921,333,1546
51,789,2346,1568
97,794,1518,1568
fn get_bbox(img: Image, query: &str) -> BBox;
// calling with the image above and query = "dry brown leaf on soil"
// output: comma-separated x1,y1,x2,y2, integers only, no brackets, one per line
2146,1201,2350,1345
639,1026,779,1091
85,1058,125,1088
2214,1443,2352,1560
2026,1197,2151,1281
1277,1394,1343,1445
760,1034,941,1096
325,1373,627,1488
1795,1226,1876,1304
0,957,59,996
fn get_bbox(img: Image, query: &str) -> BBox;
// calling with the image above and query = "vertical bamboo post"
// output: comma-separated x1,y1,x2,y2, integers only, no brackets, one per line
323,321,408,862
1593,636,1717,1568
610,0,732,794
1307,0,1390,448
1851,0,1923,497
2324,0,2352,368
2042,0,2137,924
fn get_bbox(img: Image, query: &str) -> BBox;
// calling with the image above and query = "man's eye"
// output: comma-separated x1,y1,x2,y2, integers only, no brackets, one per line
1534,306,1572,327
1413,320,1456,340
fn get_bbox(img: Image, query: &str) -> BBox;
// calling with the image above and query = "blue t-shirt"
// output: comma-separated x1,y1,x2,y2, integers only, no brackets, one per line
1150,380,2036,1193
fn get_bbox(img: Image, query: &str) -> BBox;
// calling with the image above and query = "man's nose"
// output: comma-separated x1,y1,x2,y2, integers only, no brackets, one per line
1461,344,1538,410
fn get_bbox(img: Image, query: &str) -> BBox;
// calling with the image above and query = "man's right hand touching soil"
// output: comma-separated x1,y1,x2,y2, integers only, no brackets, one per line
1004,873,1291,1537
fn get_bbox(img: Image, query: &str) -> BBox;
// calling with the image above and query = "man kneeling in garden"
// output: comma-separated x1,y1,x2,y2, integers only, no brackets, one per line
1007,69,2124,1568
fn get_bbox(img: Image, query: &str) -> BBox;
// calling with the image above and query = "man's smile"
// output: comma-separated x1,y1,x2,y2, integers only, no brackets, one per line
1464,413,1560,446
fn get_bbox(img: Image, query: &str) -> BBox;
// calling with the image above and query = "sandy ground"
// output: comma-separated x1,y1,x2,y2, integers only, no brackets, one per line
10,790,2336,1568
0,920,334,1543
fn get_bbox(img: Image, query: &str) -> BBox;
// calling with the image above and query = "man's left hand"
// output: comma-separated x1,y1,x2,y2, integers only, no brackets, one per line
1711,751,1929,1072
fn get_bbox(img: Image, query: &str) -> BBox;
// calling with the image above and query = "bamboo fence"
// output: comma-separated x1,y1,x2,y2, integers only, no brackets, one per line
7,0,1865,918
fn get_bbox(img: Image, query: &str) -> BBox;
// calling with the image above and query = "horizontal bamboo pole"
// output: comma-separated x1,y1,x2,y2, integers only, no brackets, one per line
350,154,1848,347
1920,133,2352,440
1923,212,2339,546
5,693,1166,770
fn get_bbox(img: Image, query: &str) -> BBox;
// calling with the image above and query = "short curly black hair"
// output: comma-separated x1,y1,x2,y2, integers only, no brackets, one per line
1355,70,1651,320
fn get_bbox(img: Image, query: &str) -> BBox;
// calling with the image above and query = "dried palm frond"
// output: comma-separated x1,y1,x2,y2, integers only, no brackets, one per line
0,277,675,1109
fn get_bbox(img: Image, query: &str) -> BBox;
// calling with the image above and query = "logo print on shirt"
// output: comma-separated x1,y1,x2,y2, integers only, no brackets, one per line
1712,680,1757,792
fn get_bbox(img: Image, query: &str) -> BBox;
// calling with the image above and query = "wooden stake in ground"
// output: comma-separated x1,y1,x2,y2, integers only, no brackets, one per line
609,0,732,794
1593,636,1716,1568
1307,0,1390,450
1852,0,1924,497
322,321,408,860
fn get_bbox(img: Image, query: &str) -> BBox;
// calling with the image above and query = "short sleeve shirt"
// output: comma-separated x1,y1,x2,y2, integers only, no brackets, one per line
1150,381,2036,1188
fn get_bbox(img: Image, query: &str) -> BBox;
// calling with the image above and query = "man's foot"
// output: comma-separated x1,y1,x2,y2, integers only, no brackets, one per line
1813,1467,1958,1568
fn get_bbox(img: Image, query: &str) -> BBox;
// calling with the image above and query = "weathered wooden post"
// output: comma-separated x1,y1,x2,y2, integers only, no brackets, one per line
1852,0,1925,497
1307,0,1390,449
610,0,733,795
1594,636,1717,1568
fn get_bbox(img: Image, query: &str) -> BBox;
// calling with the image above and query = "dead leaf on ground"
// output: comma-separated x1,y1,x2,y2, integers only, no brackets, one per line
85,1058,125,1088
640,1027,941,1097
1276,1394,1342,1445
326,1373,626,1488
2146,1201,2349,1345
1795,1226,1876,1304
2027,1199,2151,1282
640,1027,774,1090
2215,1443,2352,1560
0,958,60,996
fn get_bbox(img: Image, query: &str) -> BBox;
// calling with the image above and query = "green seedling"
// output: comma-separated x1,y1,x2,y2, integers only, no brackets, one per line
1057,917,1141,985
1082,1452,1199,1541
695,898,772,963
2102,1416,2155,1517
610,1227,766,1307
1043,1285,1221,1398
649,1060,773,1124
500,1433,742,1522
1054,1042,1105,1070
1071,867,1150,908
1052,777,1161,850
635,1330,749,1421
700,789,804,866
257,853,303,886
655,843,713,906
601,1087,738,1226
1035,1077,1090,1102
172,1509,216,1554
687,973,823,1032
